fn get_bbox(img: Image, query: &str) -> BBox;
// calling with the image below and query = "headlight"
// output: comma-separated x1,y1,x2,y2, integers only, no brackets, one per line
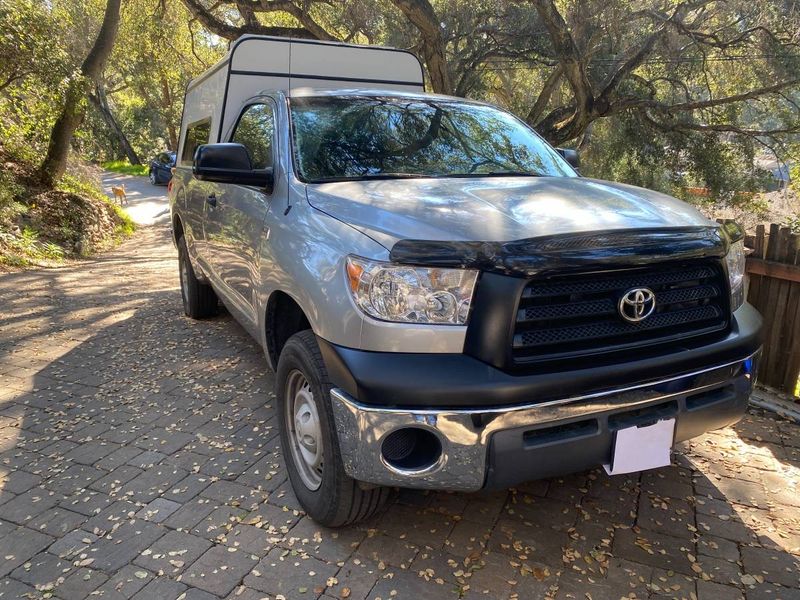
725,239,746,311
346,256,478,325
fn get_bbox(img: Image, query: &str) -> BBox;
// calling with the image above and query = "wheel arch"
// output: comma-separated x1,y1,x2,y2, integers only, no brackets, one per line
172,212,184,244
264,290,313,371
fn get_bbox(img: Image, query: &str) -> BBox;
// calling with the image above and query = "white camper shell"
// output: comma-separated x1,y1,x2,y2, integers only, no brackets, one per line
177,36,425,165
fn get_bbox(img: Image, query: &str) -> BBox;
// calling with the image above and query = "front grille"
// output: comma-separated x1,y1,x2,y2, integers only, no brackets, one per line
512,261,729,361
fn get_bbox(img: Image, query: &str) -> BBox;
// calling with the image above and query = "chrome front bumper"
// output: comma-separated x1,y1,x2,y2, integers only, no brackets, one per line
330,353,759,491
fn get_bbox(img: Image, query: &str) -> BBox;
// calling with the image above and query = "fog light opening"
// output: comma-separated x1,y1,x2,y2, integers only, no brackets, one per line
381,427,442,472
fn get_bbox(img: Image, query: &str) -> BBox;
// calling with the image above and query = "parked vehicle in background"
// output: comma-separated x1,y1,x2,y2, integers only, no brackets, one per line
169,36,763,527
149,151,176,185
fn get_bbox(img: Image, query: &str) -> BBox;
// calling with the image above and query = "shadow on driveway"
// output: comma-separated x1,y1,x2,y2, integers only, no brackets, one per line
0,226,798,599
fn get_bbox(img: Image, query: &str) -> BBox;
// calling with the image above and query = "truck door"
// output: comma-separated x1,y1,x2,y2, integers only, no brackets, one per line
209,101,276,323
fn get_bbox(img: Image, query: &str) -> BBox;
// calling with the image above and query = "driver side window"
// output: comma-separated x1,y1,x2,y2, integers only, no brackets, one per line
231,103,274,170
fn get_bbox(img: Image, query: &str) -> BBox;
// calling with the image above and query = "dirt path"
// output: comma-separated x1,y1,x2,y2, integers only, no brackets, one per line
101,171,170,226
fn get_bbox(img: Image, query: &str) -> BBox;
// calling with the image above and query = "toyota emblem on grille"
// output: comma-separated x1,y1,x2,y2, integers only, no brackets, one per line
618,287,656,323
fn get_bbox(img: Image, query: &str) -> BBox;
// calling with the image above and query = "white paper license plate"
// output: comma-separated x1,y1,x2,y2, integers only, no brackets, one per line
603,418,675,476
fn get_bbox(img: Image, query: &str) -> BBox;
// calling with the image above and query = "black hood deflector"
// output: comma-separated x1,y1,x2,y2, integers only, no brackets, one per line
389,225,740,277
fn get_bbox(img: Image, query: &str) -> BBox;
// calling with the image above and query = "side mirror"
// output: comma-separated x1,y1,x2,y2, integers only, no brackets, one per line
193,143,273,188
556,148,580,169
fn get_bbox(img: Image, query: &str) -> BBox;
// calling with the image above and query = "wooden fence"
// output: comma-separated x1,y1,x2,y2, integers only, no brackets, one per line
745,224,800,395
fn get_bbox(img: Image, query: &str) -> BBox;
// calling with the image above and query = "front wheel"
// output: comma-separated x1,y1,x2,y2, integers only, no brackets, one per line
149,170,157,185
276,330,391,526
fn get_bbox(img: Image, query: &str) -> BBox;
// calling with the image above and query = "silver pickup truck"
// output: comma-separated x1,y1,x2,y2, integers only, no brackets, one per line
169,37,762,526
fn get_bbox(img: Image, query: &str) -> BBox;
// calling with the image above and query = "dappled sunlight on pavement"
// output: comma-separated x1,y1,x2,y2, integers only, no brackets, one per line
0,225,798,599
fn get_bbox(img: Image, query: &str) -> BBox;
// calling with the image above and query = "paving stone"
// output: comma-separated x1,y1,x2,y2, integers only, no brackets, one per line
281,516,364,563
464,550,555,600
90,465,143,495
410,548,469,586
0,525,53,577
60,489,117,517
223,586,273,600
48,529,98,559
64,440,119,465
488,518,571,568
696,510,758,544
503,493,578,531
163,499,217,532
95,446,144,470
162,473,212,504
244,546,337,599
638,494,695,538
613,527,696,575
740,545,800,588
0,577,36,599
697,578,745,600
83,499,140,534
27,507,88,538
604,558,653,598
130,576,187,600
126,450,167,468
10,550,74,588
134,428,194,455
697,534,741,562
86,520,167,573
460,490,508,523
136,497,182,523
185,505,246,542
241,501,300,534
356,533,418,569
182,588,221,600
650,567,697,597
443,517,492,556
93,565,154,599
225,523,275,555
366,504,455,549
54,567,109,599
201,480,269,511
44,463,108,496
133,529,211,575
744,581,800,600
182,544,258,597
700,553,743,586
0,469,41,494
123,465,189,503
0,488,63,524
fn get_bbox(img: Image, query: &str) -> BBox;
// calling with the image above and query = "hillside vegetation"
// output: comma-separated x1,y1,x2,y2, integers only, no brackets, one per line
0,145,134,269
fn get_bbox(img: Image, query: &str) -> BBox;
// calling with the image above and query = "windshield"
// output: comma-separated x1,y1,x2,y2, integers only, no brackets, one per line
289,96,576,183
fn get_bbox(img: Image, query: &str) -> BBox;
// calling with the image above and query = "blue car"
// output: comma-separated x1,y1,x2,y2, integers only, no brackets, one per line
149,151,176,185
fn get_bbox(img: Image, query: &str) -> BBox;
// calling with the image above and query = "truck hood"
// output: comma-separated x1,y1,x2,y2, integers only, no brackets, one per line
305,176,714,249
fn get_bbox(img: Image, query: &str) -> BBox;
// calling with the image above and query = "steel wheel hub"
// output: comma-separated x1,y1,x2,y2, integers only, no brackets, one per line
285,369,324,490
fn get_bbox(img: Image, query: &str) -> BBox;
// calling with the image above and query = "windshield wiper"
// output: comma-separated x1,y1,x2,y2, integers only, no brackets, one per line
312,173,435,183
477,171,542,177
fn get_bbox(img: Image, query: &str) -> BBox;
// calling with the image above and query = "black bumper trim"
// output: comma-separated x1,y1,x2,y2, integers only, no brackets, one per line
318,303,762,409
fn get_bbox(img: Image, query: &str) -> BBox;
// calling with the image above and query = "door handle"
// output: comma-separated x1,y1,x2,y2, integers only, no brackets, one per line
206,193,217,208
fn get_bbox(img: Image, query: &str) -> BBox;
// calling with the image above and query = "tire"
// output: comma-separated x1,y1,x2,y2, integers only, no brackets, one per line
177,235,218,319
277,330,391,526
149,170,157,185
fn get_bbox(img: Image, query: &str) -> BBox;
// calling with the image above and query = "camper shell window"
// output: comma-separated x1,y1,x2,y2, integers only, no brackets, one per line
181,119,211,165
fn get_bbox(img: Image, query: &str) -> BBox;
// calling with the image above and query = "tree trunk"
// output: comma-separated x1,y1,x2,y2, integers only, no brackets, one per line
389,0,453,95
38,0,122,186
90,86,141,165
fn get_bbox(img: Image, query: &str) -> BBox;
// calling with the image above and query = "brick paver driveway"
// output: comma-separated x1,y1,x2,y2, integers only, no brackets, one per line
1,224,799,600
